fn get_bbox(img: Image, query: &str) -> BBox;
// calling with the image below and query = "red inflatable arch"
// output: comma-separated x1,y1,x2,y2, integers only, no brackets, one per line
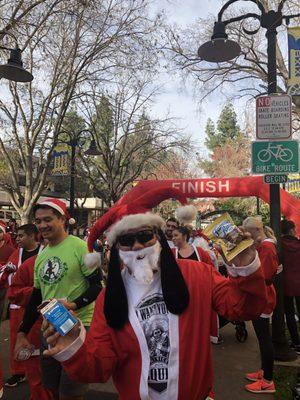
115,176,300,233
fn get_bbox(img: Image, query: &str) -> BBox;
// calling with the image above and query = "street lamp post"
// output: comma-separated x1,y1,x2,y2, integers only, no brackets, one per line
69,137,77,229
0,31,33,82
58,132,101,233
198,0,300,361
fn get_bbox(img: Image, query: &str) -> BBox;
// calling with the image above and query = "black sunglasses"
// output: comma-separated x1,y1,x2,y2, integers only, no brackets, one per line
117,229,155,247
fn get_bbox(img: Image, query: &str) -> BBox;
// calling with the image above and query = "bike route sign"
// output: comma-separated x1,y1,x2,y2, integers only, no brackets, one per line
252,140,299,174
256,94,292,139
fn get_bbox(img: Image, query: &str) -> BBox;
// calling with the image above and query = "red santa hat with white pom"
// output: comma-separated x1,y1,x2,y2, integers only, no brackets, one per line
35,198,76,225
87,186,197,252
175,204,198,225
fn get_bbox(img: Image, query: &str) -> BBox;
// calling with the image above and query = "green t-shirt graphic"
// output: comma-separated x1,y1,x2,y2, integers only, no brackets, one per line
34,235,96,326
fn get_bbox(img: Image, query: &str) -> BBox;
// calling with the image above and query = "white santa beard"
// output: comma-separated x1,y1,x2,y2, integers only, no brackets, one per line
119,241,161,285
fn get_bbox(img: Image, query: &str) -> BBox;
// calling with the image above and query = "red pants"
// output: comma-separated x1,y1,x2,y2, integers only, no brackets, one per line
24,356,52,400
9,308,25,375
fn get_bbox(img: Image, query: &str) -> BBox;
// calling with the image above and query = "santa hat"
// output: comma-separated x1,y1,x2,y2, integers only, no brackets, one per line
88,186,190,250
36,198,76,225
0,220,6,233
88,186,190,330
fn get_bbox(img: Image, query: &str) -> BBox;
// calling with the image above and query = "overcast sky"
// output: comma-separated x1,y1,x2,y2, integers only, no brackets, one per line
149,0,294,155
150,0,232,155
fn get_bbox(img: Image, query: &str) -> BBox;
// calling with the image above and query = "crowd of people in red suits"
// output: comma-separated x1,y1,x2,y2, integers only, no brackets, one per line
0,200,299,399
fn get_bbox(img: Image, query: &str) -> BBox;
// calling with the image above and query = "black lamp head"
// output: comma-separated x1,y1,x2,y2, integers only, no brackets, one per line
85,139,101,156
0,48,33,83
198,21,241,63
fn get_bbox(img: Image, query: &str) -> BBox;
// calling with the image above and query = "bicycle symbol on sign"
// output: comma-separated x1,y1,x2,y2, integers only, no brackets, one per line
257,143,293,163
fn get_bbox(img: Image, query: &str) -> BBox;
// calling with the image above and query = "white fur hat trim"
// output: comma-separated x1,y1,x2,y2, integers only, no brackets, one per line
106,212,165,246
84,252,102,269
175,205,197,224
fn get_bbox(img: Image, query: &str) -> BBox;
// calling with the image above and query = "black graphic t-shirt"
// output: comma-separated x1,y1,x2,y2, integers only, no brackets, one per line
136,293,170,396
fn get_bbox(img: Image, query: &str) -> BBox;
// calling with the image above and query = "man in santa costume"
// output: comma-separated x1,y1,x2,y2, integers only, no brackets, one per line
15,198,102,400
0,221,15,265
41,187,268,400
0,220,15,347
8,255,52,400
0,220,14,399
0,223,42,387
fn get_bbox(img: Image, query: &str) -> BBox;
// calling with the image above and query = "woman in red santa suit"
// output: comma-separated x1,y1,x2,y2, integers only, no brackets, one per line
0,224,42,388
40,186,269,400
8,255,52,400
171,225,213,265
242,217,278,394
171,224,216,397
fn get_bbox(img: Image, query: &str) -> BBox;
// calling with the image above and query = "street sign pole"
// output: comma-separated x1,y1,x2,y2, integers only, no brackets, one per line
266,25,296,361
267,27,281,243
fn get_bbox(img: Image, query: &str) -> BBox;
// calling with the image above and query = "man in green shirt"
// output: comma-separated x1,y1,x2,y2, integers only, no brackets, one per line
15,198,102,400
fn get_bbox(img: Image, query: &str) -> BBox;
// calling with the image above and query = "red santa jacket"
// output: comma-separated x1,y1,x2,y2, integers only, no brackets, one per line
172,245,218,341
0,240,15,265
257,239,278,316
7,255,41,348
62,259,267,400
0,248,24,304
0,246,42,291
281,235,300,297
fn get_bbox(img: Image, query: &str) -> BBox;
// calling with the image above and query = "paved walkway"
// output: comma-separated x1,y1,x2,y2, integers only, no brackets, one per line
212,323,275,399
0,320,284,399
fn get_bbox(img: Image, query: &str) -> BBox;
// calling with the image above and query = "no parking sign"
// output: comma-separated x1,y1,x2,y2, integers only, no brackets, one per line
256,94,292,140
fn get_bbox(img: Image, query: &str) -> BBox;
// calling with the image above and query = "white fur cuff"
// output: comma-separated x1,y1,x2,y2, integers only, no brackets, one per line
226,251,260,277
54,323,86,362
84,252,102,269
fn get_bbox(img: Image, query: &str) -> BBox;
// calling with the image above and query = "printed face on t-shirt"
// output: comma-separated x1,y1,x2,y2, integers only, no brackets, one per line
135,293,170,394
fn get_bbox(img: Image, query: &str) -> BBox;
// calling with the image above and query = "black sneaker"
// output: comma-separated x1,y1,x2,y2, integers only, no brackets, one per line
212,335,224,345
291,343,300,355
216,335,224,344
5,375,26,387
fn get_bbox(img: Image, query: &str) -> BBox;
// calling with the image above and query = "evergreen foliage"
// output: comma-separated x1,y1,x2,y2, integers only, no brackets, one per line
205,103,241,151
